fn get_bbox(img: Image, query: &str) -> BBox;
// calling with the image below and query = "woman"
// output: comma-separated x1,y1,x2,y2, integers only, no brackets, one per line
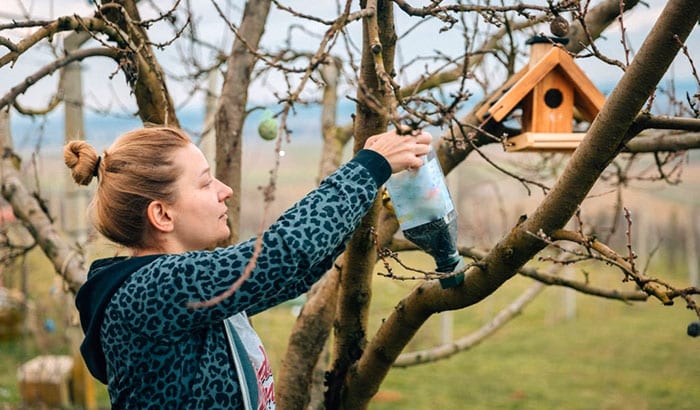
64,126,431,409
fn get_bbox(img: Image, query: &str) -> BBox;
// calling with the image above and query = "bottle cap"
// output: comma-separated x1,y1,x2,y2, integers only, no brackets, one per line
438,258,466,289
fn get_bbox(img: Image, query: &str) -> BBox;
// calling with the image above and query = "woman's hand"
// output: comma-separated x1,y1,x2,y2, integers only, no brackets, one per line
363,129,432,173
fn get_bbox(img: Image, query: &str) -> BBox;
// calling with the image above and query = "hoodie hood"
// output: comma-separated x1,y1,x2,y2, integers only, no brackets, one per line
76,255,162,384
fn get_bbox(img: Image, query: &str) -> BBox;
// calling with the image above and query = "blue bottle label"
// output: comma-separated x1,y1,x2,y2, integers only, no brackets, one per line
385,150,455,230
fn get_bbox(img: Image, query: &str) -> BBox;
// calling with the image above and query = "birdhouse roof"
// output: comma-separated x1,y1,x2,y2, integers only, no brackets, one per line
478,46,606,124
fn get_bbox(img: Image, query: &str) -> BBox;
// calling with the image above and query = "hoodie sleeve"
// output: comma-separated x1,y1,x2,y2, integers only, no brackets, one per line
111,150,390,339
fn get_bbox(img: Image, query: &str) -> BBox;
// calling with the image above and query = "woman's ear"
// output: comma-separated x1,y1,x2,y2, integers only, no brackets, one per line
146,200,175,233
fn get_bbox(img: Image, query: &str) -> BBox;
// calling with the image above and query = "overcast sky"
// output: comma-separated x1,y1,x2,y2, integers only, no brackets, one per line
1,1,698,121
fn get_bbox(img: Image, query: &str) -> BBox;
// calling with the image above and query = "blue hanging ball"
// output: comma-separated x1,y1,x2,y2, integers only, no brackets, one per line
687,321,700,337
44,318,56,333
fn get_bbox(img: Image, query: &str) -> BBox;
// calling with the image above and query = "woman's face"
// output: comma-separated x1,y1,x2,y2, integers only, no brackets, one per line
168,143,233,251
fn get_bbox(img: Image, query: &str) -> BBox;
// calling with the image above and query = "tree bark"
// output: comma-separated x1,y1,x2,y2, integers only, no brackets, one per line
276,269,340,410
276,55,346,409
215,0,271,245
0,108,10,149
1,158,86,294
624,131,700,152
102,0,179,126
332,1,396,408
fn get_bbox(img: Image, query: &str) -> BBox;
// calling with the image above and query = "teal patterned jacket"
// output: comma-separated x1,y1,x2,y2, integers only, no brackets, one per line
75,150,391,409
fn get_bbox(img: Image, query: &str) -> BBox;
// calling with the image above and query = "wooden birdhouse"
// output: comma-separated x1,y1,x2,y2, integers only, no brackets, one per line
476,36,606,152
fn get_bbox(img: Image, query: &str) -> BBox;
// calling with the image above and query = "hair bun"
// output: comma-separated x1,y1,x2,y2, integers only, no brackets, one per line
63,141,99,186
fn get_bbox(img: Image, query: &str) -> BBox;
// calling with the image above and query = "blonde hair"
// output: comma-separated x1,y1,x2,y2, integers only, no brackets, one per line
63,127,192,248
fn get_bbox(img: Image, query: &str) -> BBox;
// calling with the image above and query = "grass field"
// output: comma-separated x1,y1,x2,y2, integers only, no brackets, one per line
254,255,700,410
4,249,695,409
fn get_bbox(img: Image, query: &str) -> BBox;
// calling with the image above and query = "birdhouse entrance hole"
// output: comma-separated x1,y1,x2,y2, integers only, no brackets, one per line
544,88,563,109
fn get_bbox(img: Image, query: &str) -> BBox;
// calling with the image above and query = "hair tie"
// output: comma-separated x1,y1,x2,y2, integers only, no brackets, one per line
93,156,102,177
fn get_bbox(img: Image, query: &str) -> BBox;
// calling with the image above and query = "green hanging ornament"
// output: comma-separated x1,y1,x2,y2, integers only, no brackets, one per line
257,110,278,141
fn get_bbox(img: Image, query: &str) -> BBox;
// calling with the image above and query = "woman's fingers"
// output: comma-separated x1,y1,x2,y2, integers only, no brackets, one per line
363,129,434,173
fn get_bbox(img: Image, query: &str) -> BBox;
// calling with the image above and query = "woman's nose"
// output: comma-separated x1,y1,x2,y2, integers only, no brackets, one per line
219,180,233,201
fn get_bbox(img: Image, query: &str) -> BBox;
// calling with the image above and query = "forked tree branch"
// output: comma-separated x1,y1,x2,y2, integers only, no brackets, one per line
544,228,699,312
0,16,117,68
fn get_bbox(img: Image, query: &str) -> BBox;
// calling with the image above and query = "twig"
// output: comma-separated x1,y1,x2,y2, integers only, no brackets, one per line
0,47,120,112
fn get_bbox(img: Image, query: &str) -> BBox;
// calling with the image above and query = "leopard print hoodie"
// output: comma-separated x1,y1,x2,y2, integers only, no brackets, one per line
75,149,391,409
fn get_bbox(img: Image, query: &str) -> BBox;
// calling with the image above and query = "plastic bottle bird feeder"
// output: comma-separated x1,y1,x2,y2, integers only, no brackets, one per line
476,36,606,152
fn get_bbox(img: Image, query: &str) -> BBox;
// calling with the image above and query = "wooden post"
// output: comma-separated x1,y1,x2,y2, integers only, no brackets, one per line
0,287,25,340
68,326,98,409
686,207,699,289
61,32,98,409
62,32,90,243
563,265,577,320
440,311,454,345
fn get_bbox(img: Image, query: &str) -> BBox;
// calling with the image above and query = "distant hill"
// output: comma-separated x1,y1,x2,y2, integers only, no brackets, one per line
8,78,697,156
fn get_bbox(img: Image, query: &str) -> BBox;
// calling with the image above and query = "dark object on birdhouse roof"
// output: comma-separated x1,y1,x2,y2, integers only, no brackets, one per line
476,36,606,152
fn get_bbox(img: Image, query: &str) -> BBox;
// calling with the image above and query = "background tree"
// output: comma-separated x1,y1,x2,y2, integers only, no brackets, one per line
1,1,699,409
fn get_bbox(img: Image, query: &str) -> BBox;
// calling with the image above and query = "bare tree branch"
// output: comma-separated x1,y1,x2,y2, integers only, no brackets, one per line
100,0,179,126
394,281,546,367
0,155,86,294
0,16,116,68
624,131,700,152
0,47,119,112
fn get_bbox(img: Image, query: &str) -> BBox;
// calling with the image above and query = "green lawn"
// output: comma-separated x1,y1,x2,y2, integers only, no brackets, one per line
2,249,698,409
364,297,699,410
255,254,700,410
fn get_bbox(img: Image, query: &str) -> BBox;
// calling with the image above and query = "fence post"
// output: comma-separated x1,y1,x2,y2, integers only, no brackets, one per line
686,206,699,289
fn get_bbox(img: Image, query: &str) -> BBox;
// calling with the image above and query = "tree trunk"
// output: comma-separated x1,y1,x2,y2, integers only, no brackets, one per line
276,270,340,409
276,55,346,409
332,1,396,408
215,0,272,245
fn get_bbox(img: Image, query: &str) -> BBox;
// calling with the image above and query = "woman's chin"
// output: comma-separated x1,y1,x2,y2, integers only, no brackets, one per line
217,227,231,242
